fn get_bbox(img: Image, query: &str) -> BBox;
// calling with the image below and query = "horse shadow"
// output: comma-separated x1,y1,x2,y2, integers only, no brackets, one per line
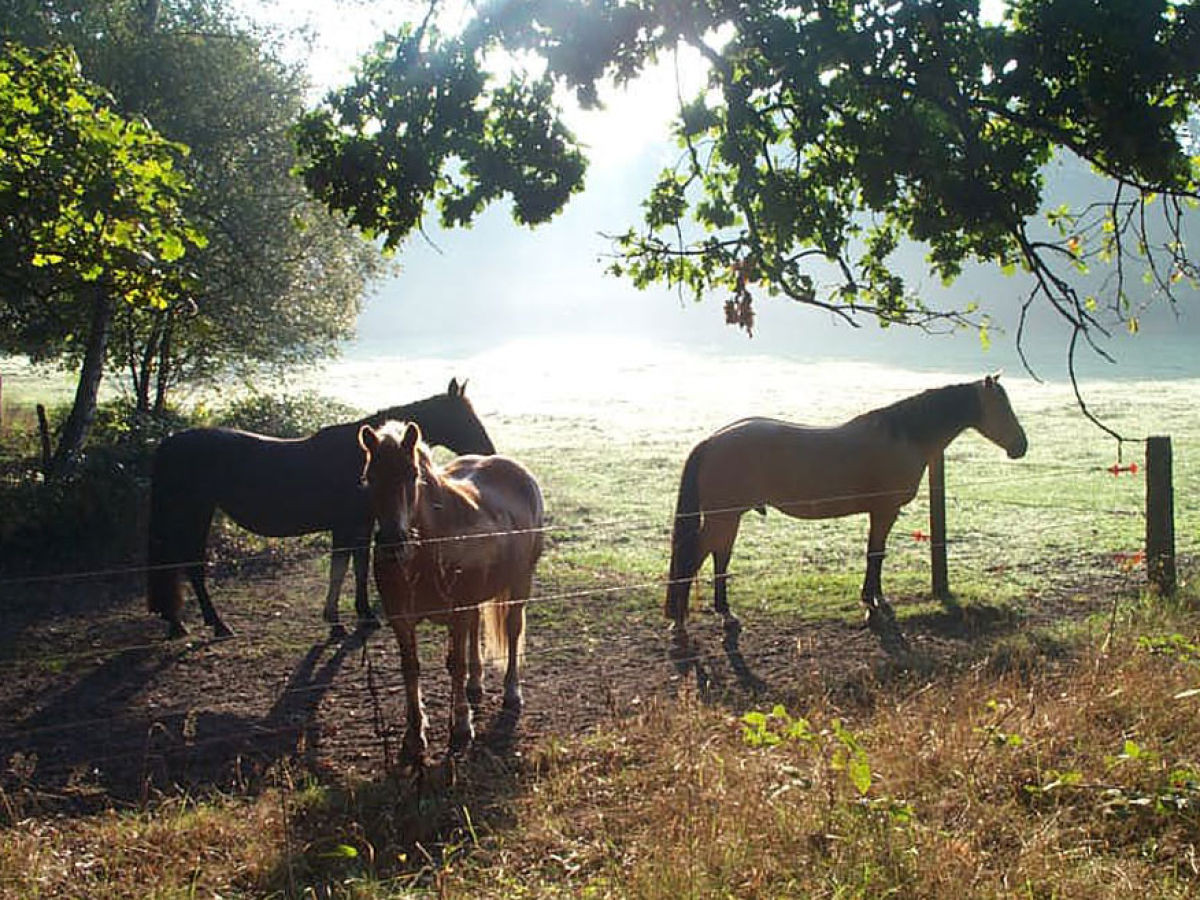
666,605,937,712
0,624,377,813
668,624,769,701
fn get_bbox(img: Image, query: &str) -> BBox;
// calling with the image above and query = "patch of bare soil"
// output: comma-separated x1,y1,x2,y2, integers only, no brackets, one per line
0,557,1137,816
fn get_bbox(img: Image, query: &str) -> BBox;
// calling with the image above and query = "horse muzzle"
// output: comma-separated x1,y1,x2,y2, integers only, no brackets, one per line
1007,432,1029,459
375,527,414,565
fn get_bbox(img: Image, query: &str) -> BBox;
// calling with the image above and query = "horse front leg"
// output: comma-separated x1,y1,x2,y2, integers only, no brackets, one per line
447,616,474,753
351,538,379,628
394,620,428,766
861,507,899,625
322,544,350,628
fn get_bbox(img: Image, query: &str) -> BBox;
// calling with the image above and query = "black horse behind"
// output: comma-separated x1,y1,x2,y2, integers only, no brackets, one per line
146,378,495,638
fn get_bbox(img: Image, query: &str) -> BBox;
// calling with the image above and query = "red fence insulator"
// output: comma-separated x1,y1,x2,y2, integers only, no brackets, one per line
1107,462,1139,477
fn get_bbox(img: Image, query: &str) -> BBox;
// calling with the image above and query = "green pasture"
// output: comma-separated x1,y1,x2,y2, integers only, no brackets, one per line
2,367,1199,898
477,375,1199,633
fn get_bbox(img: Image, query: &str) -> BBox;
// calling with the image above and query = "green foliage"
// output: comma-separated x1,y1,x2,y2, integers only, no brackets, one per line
3,1,386,413
0,41,204,357
295,22,588,248
0,398,168,573
298,0,1200,368
216,392,363,438
741,705,874,797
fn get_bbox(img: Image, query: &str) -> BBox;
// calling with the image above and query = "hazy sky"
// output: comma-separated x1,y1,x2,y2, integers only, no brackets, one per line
238,0,1198,381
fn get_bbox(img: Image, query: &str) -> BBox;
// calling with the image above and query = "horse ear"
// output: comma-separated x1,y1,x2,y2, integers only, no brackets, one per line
448,377,461,397
401,421,421,451
358,424,379,455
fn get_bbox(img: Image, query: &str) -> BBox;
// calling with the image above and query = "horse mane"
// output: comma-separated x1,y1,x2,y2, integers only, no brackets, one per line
856,381,982,445
361,393,447,429
413,438,481,512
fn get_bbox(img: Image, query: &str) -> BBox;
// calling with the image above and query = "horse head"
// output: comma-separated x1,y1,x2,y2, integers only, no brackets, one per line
430,378,496,456
360,420,425,564
977,374,1028,459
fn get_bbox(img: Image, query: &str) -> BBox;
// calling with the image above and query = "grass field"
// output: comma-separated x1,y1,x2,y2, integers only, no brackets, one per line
1,348,1198,897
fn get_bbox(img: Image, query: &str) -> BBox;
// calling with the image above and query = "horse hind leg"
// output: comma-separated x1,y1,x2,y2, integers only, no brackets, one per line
712,548,740,634
466,610,484,709
702,511,742,632
481,588,526,713
861,507,900,626
501,595,526,712
188,565,233,638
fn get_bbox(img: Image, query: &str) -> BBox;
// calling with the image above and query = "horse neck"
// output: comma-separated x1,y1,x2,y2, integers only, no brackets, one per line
884,383,981,458
411,455,471,542
370,397,437,430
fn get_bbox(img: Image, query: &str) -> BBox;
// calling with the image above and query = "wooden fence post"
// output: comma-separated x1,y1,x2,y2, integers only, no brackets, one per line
929,451,950,601
1145,435,1176,595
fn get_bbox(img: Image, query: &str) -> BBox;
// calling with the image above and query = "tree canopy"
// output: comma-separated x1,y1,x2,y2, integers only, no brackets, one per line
3,0,386,417
0,40,205,471
0,41,201,344
297,0,1200,418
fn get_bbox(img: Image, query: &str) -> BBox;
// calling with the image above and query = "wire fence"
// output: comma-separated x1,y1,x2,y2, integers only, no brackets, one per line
0,455,1190,796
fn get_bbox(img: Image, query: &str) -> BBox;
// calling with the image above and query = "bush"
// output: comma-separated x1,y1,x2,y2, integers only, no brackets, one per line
215,391,363,438
0,399,199,575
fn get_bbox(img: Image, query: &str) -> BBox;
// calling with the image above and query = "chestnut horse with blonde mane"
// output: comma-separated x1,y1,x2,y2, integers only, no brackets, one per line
666,376,1027,633
359,420,544,764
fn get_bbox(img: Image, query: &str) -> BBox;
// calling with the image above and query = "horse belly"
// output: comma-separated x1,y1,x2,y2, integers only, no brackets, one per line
219,461,363,538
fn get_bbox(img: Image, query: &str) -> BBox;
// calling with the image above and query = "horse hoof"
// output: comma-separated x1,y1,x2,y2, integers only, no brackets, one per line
166,622,188,640
212,622,235,639
329,623,348,640
865,604,895,631
400,737,428,769
722,615,742,636
502,690,523,713
356,613,381,631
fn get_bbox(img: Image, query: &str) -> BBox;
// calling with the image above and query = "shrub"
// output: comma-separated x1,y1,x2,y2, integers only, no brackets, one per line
215,392,362,438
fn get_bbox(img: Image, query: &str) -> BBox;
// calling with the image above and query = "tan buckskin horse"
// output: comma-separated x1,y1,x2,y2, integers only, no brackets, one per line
666,375,1027,634
359,420,544,764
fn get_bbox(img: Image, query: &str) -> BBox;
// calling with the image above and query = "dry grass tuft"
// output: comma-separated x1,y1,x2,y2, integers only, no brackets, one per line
3,600,1200,897
440,604,1200,897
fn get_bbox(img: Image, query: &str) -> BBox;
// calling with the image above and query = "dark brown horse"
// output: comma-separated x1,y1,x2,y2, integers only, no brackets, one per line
666,375,1028,634
360,420,544,764
147,379,495,638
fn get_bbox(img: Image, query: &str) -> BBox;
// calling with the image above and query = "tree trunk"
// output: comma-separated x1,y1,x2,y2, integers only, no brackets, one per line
152,310,174,417
49,282,113,479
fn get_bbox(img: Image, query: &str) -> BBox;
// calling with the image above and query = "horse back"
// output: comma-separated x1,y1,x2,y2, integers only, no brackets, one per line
155,426,366,536
698,416,927,517
435,454,545,570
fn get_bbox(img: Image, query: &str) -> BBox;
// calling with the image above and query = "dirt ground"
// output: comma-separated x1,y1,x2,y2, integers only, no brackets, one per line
0,552,1133,816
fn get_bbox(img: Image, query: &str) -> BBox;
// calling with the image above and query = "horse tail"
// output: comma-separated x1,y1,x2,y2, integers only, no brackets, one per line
146,438,184,622
480,592,524,666
666,439,708,623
